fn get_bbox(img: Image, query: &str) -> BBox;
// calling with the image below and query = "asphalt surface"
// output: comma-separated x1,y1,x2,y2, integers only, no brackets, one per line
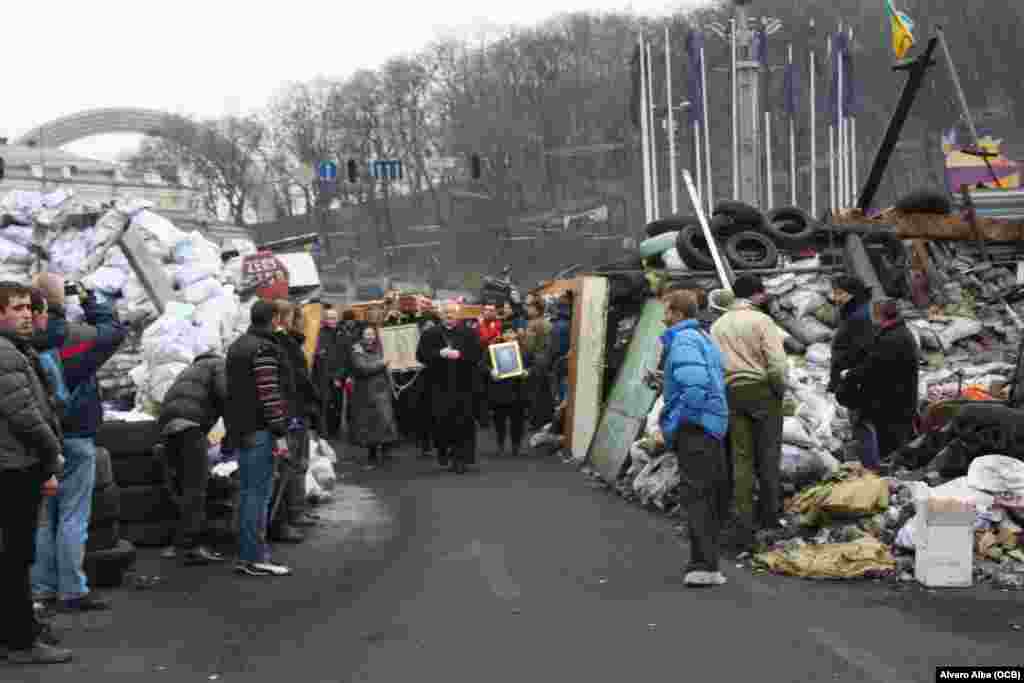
11,431,1024,683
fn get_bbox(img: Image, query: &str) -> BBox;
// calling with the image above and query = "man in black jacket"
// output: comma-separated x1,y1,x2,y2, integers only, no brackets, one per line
311,305,342,438
416,301,483,474
848,299,920,462
158,351,231,565
225,301,293,578
827,276,880,470
0,282,72,664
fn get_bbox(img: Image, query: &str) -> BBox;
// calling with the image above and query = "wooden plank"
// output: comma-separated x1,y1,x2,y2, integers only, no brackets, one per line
118,227,178,314
587,299,665,482
568,277,609,463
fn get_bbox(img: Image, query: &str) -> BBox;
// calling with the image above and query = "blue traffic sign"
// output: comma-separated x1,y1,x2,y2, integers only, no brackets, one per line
318,161,338,181
370,160,402,180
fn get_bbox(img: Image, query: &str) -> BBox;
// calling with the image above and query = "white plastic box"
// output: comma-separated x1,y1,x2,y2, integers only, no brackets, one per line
915,497,976,588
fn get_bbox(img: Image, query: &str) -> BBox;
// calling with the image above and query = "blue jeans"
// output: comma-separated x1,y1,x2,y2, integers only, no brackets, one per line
31,437,96,600
238,431,274,563
851,413,880,471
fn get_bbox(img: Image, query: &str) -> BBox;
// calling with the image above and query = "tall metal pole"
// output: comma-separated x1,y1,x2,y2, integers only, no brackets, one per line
730,17,739,200
647,41,660,220
639,35,653,224
693,121,704,205
788,43,797,206
700,41,713,215
666,26,679,215
828,126,836,212
936,27,979,144
809,20,818,217
847,25,856,205
764,111,774,210
837,28,846,209
851,116,858,202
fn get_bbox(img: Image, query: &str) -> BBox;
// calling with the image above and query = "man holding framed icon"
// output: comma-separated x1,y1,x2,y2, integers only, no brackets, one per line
486,332,528,457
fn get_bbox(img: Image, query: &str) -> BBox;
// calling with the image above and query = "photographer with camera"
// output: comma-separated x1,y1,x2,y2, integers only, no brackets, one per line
29,273,133,613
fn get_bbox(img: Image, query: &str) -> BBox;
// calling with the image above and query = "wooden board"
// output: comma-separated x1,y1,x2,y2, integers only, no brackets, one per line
567,276,609,463
587,299,666,482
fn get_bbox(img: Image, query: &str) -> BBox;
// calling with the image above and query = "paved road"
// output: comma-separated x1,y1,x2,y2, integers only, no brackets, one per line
13,433,1024,682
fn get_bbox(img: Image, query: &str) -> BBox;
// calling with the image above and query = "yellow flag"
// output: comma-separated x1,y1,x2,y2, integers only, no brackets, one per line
886,0,915,60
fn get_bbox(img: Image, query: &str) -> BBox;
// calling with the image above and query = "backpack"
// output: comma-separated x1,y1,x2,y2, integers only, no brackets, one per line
38,350,87,414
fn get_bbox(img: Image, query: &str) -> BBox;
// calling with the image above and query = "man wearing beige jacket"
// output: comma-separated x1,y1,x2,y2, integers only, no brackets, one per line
710,274,787,550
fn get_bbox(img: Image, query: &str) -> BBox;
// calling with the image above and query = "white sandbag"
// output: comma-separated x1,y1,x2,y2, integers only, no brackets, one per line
764,273,797,297
793,385,837,439
783,416,819,448
1,190,44,219
784,290,827,319
938,318,983,350
0,237,34,265
967,455,1024,497
222,257,243,287
175,261,221,289
130,209,187,256
174,231,222,266
309,456,336,491
182,276,225,305
141,315,205,366
662,247,687,271
116,198,155,218
42,189,73,209
102,246,132,272
128,362,150,388
804,343,832,368
82,266,129,295
223,238,256,256
780,443,839,482
796,317,834,344
146,362,189,403
907,320,942,351
92,209,128,247
0,226,36,249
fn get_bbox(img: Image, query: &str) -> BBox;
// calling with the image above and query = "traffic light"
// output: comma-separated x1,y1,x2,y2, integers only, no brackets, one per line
470,154,481,180
347,159,358,183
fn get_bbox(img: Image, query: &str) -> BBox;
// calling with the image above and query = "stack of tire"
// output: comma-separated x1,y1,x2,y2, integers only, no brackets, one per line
95,420,179,548
83,446,136,589
640,202,820,271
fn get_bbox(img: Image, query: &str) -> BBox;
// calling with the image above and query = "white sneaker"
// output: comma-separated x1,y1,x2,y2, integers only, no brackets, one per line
684,570,727,587
251,561,292,577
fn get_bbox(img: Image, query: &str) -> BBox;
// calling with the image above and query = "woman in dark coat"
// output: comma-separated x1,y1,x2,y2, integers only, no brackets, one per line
486,328,530,457
349,326,399,469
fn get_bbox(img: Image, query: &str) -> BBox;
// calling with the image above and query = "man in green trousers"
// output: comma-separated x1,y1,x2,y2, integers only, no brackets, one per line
711,275,788,551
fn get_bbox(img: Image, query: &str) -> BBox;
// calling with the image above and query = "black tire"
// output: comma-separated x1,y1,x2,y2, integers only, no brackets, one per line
90,482,120,526
607,273,649,305
644,214,700,238
713,200,764,227
86,521,120,552
725,231,779,270
94,447,113,489
111,453,166,487
709,213,744,238
119,484,179,524
675,225,717,270
765,206,817,247
96,420,162,459
120,521,174,548
894,189,952,215
83,539,136,589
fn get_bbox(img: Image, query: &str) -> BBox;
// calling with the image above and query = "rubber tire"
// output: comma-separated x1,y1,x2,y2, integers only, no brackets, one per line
118,484,179,524
120,521,174,548
95,420,162,459
83,539,136,589
765,210,816,249
90,482,121,526
111,453,166,487
607,273,649,305
725,231,779,270
644,214,700,238
94,447,113,489
894,189,952,215
86,521,120,553
713,200,764,227
675,224,717,270
709,213,744,238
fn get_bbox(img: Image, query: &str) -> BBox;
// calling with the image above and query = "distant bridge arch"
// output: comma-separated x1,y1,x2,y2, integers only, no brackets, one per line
16,107,205,148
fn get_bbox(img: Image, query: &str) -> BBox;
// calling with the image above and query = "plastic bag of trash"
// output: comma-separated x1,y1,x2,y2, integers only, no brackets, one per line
632,453,680,509
754,537,895,579
967,455,1024,497
793,386,837,440
780,444,839,484
938,318,983,350
784,416,819,448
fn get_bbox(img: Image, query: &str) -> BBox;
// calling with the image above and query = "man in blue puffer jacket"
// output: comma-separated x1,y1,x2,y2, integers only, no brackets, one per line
548,291,573,403
656,290,730,588
30,274,130,613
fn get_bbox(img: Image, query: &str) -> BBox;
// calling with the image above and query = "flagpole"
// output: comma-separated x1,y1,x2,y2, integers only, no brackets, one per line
700,40,713,215
666,26,679,215
809,20,817,217
829,126,836,212
847,25,856,205
647,41,660,220
694,121,703,205
837,28,846,210
765,111,774,210
730,17,739,200
851,116,858,203
639,35,652,224
788,43,797,206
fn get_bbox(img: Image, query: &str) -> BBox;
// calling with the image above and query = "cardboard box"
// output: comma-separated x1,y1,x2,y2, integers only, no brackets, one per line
915,498,976,588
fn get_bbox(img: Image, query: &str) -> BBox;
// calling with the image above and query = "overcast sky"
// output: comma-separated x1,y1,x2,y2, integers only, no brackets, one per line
4,0,699,162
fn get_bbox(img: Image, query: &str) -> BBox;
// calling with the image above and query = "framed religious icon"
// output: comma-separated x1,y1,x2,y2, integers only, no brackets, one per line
378,323,422,371
489,340,525,379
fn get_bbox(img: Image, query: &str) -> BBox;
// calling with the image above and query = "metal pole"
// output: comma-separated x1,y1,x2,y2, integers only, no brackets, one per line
700,43,713,215
837,29,846,210
764,111,774,210
828,125,836,212
666,26,679,215
647,41,660,219
730,17,739,200
809,24,817,217
683,170,734,292
851,116,858,201
936,27,979,144
693,121,704,203
847,25,856,206
639,35,653,224
788,43,797,206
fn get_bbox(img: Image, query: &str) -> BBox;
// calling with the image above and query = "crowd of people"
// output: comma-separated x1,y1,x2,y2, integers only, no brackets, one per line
652,273,919,588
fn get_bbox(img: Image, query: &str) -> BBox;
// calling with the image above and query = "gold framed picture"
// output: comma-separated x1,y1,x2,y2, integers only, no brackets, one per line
489,340,525,379
379,323,423,371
